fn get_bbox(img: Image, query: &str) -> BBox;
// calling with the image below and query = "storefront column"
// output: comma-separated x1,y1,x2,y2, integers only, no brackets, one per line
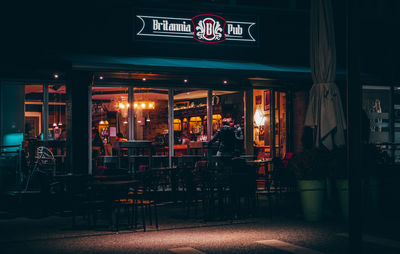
128,86,134,140
87,85,92,175
66,71,92,174
271,89,276,159
42,84,49,140
168,89,174,167
207,89,213,141
244,89,254,155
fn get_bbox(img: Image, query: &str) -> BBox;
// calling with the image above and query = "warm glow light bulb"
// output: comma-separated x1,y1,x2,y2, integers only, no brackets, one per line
148,103,153,108
254,109,266,127
53,123,57,127
119,103,125,109
126,103,130,108
134,103,138,108
141,103,146,108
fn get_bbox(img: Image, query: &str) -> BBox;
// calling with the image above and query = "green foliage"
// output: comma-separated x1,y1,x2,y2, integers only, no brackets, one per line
288,147,346,180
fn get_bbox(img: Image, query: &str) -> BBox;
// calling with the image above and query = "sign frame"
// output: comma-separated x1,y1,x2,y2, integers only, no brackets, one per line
133,9,259,47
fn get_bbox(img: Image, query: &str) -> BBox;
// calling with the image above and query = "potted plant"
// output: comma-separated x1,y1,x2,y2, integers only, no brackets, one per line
288,148,328,222
332,145,382,221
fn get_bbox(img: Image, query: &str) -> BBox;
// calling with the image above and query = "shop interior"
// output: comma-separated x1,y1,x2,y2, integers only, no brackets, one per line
19,72,288,175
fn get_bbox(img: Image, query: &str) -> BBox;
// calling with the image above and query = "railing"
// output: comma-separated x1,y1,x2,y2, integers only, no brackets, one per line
374,143,400,164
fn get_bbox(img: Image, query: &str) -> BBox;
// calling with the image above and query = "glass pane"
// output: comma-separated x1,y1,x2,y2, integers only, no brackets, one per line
173,88,207,157
253,89,272,159
212,90,244,156
48,85,67,174
91,86,129,172
24,85,43,139
134,88,169,155
48,85,66,140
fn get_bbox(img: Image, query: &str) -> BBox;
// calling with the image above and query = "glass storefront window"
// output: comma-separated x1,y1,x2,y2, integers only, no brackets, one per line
253,89,272,159
174,88,207,146
24,85,44,139
211,90,245,156
134,88,169,154
23,84,68,175
253,89,287,159
173,88,208,156
91,86,129,172
48,85,66,141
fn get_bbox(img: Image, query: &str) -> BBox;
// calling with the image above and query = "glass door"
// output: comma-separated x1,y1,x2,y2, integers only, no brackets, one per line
253,89,287,160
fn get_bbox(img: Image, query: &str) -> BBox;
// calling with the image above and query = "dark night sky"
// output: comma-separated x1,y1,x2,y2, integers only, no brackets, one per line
1,0,399,81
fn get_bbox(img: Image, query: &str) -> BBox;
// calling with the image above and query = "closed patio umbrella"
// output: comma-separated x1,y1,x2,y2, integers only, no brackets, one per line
305,0,346,150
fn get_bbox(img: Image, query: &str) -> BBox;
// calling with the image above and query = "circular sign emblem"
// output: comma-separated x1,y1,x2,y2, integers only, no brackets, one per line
192,14,226,43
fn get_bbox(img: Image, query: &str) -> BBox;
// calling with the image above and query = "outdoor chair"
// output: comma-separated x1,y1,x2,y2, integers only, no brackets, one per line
255,157,296,217
180,160,209,219
122,170,159,232
229,157,257,219
70,177,107,228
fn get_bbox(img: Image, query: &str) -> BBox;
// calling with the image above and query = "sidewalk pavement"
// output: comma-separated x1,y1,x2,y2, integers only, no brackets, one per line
1,203,399,254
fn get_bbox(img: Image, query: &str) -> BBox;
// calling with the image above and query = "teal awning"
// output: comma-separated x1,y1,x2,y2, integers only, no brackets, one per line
63,54,318,78
62,54,365,81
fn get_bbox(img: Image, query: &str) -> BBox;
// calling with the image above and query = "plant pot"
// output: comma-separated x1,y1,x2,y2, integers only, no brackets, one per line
298,179,326,222
366,177,380,212
335,179,348,221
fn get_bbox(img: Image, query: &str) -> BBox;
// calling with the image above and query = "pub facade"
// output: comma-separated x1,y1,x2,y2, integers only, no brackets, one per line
1,1,329,190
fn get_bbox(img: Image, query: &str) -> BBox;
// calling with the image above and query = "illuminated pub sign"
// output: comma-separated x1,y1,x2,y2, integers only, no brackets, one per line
134,11,258,46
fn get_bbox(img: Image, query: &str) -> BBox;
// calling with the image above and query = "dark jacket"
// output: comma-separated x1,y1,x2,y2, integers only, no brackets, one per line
210,125,236,156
